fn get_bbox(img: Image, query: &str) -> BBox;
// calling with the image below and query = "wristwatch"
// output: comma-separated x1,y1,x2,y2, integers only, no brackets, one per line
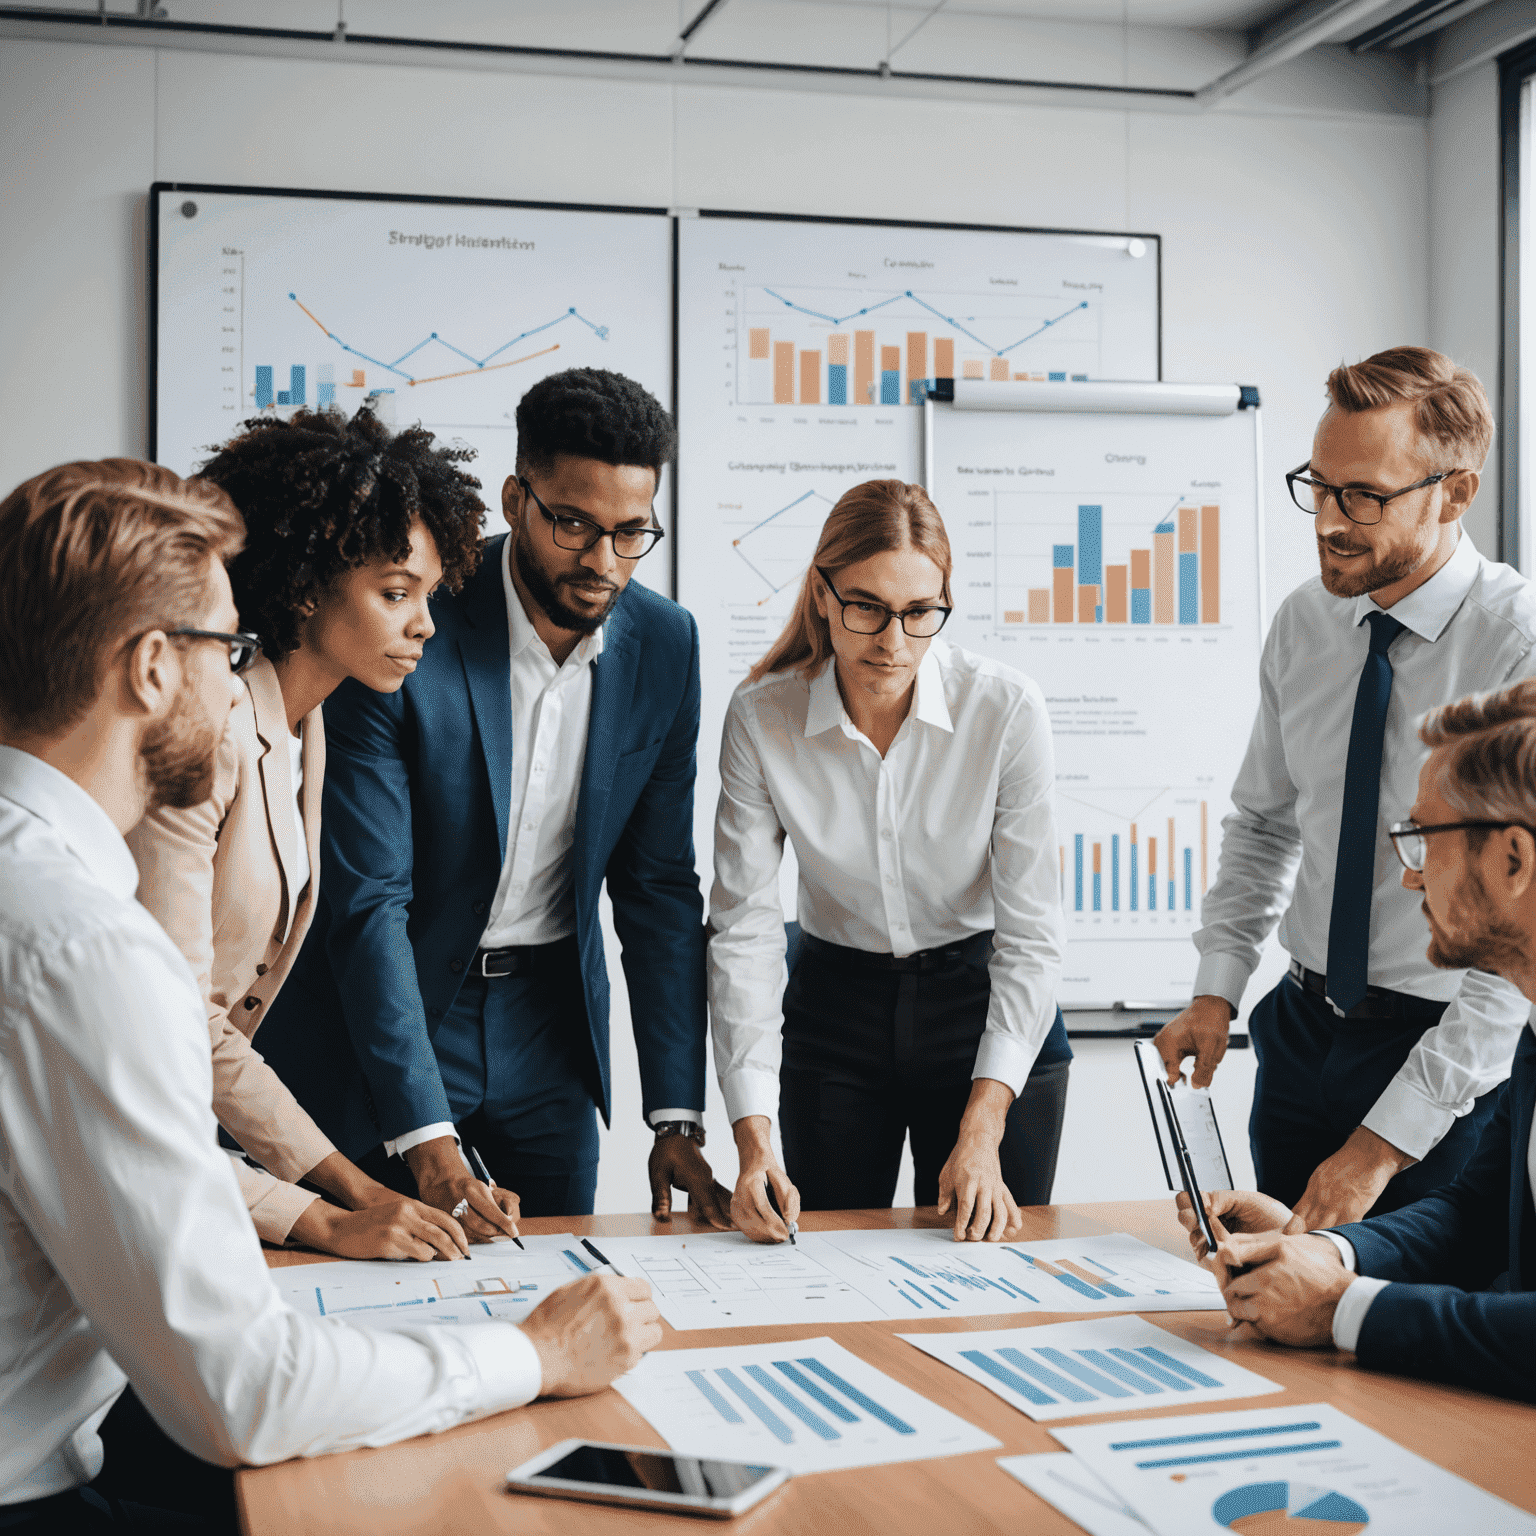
653,1119,706,1147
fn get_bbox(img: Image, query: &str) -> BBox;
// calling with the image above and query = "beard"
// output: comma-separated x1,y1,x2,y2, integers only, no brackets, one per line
1316,531,1427,598
1423,870,1527,975
140,680,220,810
514,518,619,635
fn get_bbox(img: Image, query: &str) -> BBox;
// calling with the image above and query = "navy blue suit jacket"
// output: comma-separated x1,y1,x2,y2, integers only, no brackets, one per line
258,534,707,1155
1330,1025,1535,1403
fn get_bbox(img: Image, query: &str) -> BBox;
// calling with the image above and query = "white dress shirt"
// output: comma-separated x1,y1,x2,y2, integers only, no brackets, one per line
708,640,1065,1125
0,746,541,1505
286,726,310,901
1321,1013,1536,1351
1194,532,1536,1158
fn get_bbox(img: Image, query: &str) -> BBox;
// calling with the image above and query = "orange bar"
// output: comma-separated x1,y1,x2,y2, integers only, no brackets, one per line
1027,588,1050,623
773,342,795,404
1059,1260,1109,1288
1148,836,1157,876
1153,529,1175,623
880,344,901,376
934,338,955,377
989,357,1009,381
1092,843,1102,874
800,350,821,405
1201,800,1208,894
1130,822,1138,845
1003,609,1025,624
962,359,984,379
1025,1255,1065,1277
1178,505,1198,554
854,331,875,404
906,332,927,383
1077,584,1100,624
346,368,366,388
827,333,849,366
1053,567,1074,624
1105,565,1128,623
1130,548,1150,589
1201,505,1220,623
748,327,770,360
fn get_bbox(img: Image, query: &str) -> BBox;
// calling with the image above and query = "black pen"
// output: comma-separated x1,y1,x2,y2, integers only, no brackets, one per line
468,1144,523,1249
766,1182,797,1245
581,1237,615,1271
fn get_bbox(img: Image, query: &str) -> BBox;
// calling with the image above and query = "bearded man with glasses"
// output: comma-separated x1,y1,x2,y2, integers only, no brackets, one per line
1154,346,1536,1233
258,369,730,1229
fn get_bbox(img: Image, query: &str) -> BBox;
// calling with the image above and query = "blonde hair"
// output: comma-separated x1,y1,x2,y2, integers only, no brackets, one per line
1326,346,1495,472
1420,681,1536,838
749,479,952,683
0,459,245,736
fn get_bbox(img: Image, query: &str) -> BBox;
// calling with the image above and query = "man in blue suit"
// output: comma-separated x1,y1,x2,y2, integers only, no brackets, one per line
260,369,731,1233
1186,681,1536,1402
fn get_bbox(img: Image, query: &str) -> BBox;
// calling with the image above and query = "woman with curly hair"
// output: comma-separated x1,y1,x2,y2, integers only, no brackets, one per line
127,405,518,1259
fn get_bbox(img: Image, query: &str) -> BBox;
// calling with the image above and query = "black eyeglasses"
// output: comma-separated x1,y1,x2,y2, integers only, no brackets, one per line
1387,819,1536,872
519,477,664,561
816,567,952,638
1286,461,1466,527
170,628,262,675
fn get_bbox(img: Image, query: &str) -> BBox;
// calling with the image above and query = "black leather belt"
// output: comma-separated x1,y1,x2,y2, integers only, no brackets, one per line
473,938,574,979
801,930,988,974
1286,958,1434,1021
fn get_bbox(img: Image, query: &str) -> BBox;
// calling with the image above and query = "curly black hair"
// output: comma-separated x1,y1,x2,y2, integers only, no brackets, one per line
197,407,486,660
514,368,676,483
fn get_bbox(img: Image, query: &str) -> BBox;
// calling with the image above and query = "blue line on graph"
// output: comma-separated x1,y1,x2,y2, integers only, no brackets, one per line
890,1280,922,1309
796,1358,916,1435
744,1365,840,1441
905,1281,947,1310
717,1368,794,1444
933,1285,960,1302
891,1257,928,1279
1136,1440,1343,1470
759,287,1089,360
772,1361,859,1423
1108,1348,1195,1392
1110,1421,1322,1451
995,1347,1094,1403
961,1349,1057,1406
1081,1256,1120,1276
1034,1347,1133,1399
686,1369,743,1424
1135,1345,1223,1389
287,294,608,384
994,1276,1040,1304
563,1249,591,1273
1077,1349,1164,1395
314,1288,326,1317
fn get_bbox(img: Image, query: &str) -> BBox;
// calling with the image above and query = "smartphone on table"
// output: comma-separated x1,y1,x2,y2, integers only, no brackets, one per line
506,1440,790,1518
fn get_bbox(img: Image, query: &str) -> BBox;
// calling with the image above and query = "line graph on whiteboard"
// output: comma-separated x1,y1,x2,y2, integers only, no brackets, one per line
730,488,834,604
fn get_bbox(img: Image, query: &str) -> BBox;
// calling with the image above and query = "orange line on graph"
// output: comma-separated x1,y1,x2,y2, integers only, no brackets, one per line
292,297,331,335
406,343,561,387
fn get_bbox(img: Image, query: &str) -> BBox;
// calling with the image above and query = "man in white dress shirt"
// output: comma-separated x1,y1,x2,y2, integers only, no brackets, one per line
0,460,660,1531
1156,348,1536,1231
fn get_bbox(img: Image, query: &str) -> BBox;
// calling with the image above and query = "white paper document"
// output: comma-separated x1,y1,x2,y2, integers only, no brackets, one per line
902,1316,1280,1422
597,1230,1222,1331
274,1235,592,1329
612,1336,1000,1475
1053,1402,1536,1536
997,1453,1154,1536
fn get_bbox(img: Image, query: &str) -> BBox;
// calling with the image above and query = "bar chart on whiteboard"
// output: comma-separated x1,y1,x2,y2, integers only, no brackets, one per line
928,396,1263,1006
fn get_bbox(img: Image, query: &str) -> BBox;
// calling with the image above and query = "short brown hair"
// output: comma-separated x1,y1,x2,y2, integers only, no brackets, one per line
749,479,952,683
0,459,245,737
1420,681,1536,840
1326,346,1495,472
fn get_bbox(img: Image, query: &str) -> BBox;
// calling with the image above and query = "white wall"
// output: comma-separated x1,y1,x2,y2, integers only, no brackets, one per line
0,30,1437,1213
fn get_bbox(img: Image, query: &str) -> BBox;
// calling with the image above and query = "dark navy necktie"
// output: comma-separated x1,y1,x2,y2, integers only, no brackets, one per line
1325,609,1408,1014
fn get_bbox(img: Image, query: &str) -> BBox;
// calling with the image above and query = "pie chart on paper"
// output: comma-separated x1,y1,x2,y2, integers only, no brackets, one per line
1212,1481,1369,1535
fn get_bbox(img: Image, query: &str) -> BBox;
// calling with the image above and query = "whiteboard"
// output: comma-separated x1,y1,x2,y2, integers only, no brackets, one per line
927,385,1265,1008
677,211,1162,879
151,185,673,541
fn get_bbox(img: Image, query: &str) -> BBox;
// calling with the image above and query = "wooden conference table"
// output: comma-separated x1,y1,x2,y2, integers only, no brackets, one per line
244,1201,1535,1534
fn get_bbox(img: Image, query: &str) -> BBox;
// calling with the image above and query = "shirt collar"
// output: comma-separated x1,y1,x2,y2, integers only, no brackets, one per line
0,744,138,899
1352,529,1480,643
500,533,605,668
803,642,954,739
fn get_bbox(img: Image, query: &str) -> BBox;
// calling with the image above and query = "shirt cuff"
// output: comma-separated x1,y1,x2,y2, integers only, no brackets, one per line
1192,952,1252,1014
971,1031,1037,1099
1360,1076,1456,1163
1313,1230,1358,1271
384,1122,459,1160
648,1108,703,1128
1330,1275,1391,1354
467,1323,544,1409
721,1070,781,1127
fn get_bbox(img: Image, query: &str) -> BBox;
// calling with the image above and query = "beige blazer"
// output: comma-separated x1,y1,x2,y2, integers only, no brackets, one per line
129,655,335,1243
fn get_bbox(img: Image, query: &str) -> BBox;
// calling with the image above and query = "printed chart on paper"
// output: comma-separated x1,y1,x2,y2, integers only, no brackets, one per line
154,189,672,535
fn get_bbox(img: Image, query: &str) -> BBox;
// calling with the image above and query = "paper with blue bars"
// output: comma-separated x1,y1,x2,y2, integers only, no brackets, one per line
612,1336,1000,1474
902,1315,1280,1423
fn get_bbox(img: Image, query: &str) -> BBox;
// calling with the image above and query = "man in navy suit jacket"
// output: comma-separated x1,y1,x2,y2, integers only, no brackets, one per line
1188,681,1536,1402
260,370,731,1232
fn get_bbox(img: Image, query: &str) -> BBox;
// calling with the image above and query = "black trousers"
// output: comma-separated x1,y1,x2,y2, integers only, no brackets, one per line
1249,974,1501,1214
779,931,1072,1210
1,1387,236,1534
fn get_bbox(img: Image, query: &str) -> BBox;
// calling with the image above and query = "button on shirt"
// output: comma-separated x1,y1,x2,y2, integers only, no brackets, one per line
708,641,1065,1125
1194,533,1536,1158
0,746,540,1504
